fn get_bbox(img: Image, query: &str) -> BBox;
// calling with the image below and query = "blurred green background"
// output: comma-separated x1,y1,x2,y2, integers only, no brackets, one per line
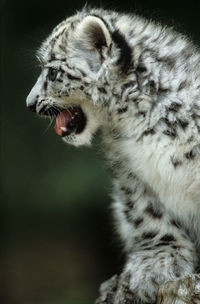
2,0,200,303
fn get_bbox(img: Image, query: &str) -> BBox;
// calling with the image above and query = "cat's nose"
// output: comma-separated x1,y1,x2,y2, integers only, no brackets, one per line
28,102,37,112
26,74,43,113
26,91,37,112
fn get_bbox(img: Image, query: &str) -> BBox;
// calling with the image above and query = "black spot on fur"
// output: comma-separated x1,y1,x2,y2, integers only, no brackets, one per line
178,80,188,91
171,157,182,168
192,113,200,120
142,231,157,239
136,65,147,73
110,161,122,177
137,111,146,117
124,203,135,222
43,80,48,91
185,149,196,160
59,67,65,74
121,187,133,195
110,128,121,140
124,208,130,221
145,202,163,219
177,119,189,130
48,53,56,62
127,172,135,179
163,117,188,131
171,245,181,250
150,80,157,93
155,242,171,247
67,73,81,81
163,117,174,128
98,87,107,94
142,256,149,262
142,247,153,251
160,234,176,242
170,218,182,229
168,102,182,112
158,87,169,93
158,55,175,67
111,30,132,73
126,200,135,209
122,81,136,91
142,128,155,137
118,107,128,114
163,128,177,138
59,44,67,53
134,217,144,228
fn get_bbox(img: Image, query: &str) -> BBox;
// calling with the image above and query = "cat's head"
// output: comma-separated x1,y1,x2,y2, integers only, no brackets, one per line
26,10,132,146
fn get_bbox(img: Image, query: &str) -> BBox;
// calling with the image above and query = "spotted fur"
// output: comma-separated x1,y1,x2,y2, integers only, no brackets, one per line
27,8,200,303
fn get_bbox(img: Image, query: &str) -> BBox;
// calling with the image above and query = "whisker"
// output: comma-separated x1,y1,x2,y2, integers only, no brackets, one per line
43,116,54,134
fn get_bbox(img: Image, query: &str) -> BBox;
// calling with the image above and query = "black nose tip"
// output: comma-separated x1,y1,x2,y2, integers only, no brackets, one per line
28,103,37,113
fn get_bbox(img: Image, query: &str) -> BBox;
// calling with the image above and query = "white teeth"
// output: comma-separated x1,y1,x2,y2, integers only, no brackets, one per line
60,127,67,132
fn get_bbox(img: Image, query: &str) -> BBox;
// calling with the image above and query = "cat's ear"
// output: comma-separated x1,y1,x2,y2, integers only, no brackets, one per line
75,15,112,53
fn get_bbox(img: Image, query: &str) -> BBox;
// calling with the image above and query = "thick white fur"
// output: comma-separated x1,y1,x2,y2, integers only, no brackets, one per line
27,8,200,303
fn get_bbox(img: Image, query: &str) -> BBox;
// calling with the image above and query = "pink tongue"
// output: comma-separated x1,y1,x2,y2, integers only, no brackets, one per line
55,110,72,136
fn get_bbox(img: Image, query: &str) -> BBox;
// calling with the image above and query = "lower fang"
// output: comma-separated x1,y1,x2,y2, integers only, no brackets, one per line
60,127,67,132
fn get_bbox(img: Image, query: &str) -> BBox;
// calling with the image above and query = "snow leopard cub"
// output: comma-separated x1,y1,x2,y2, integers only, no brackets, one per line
26,8,200,304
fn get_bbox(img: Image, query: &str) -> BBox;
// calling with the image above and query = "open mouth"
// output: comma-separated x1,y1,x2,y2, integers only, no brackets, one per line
55,106,87,137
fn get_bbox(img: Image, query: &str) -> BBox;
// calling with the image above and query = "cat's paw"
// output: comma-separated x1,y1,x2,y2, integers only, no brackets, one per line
95,273,138,304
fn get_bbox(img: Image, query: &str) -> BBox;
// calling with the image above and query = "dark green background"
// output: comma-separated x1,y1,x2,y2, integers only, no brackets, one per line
2,1,200,303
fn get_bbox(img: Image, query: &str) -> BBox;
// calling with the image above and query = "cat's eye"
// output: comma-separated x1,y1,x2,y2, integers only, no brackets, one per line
48,67,58,81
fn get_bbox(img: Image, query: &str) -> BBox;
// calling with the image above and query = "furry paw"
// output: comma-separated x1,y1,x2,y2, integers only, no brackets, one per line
95,273,138,304
96,274,200,304
157,274,200,304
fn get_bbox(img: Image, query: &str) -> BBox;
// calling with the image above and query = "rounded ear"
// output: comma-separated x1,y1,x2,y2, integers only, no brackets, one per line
75,15,112,52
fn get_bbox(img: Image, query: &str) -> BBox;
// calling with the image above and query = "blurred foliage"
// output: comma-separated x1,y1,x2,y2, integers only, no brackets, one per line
2,0,200,303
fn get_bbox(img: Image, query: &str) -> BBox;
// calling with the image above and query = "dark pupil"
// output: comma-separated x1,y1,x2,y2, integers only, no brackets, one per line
48,68,58,81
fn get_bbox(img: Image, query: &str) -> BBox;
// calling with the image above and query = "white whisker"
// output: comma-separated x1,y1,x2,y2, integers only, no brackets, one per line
43,117,54,134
